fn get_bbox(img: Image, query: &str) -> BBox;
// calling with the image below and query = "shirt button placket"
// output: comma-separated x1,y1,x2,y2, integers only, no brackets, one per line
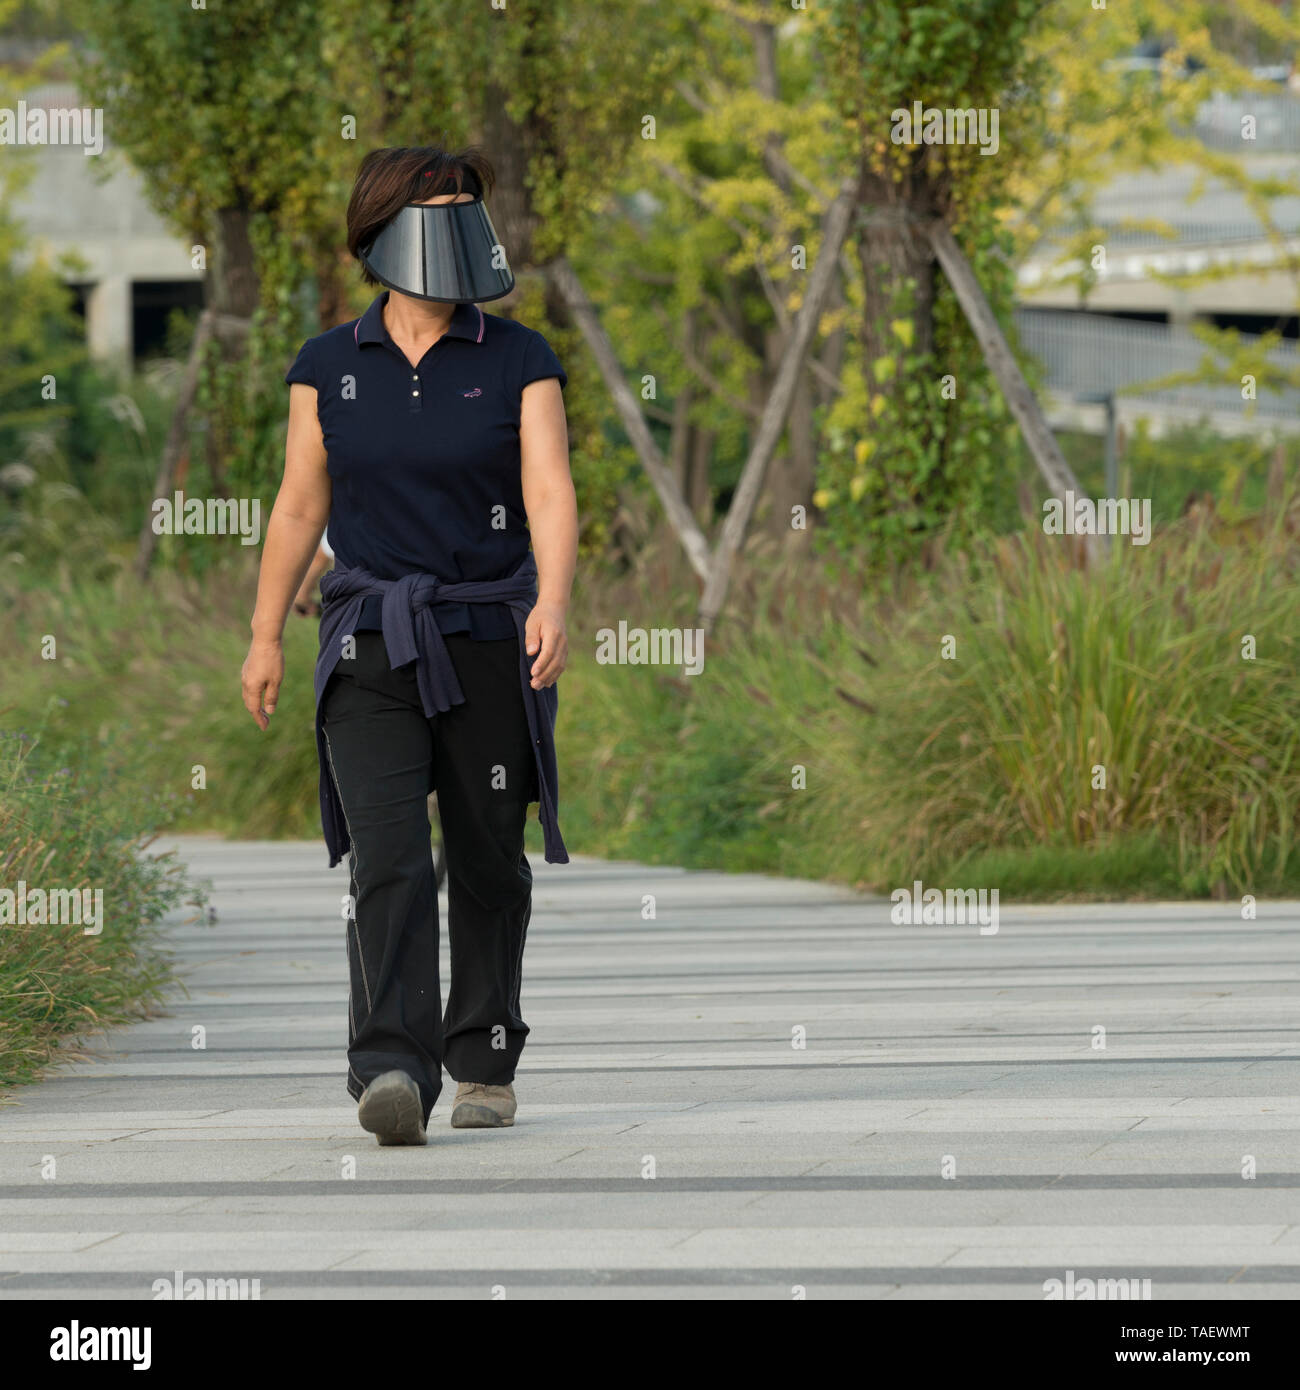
411,370,421,411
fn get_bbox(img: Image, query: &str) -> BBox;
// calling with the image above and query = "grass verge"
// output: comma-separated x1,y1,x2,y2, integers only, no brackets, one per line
0,723,204,1092
2,505,1297,904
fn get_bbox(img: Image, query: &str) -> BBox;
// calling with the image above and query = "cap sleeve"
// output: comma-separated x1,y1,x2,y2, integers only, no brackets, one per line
520,329,567,393
285,338,317,388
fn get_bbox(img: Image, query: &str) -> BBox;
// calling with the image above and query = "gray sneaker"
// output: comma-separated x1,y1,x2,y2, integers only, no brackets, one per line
450,1082,516,1128
357,1070,427,1146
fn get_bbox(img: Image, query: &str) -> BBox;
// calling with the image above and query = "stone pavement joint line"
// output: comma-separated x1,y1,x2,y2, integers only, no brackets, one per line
2,836,1297,1301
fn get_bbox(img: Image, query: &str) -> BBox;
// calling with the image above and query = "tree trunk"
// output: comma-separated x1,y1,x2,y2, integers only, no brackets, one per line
315,247,356,330
205,206,260,498
746,16,817,538
763,326,817,537
686,423,714,520
478,0,561,287
669,381,694,498
481,81,542,276
858,203,936,365
135,309,216,579
698,175,861,630
211,206,260,321
815,271,847,408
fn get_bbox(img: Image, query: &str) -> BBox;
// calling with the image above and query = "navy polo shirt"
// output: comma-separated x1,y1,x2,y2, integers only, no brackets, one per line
285,291,567,639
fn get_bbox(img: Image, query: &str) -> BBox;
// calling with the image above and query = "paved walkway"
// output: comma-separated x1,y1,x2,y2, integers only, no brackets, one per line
2,836,1298,1299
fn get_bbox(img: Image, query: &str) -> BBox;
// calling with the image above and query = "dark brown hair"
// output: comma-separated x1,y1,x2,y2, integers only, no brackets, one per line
346,146,497,284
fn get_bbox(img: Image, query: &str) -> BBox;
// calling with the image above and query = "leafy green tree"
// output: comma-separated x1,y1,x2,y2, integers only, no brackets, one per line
71,0,690,557
0,3,85,511
801,0,1048,559
792,0,1300,562
62,0,1300,583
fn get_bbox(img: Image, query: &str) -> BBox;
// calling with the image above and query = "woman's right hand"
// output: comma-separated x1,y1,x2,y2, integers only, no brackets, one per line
241,637,285,731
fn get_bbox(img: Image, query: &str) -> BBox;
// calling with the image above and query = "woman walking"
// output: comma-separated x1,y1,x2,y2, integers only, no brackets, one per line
240,146,576,1146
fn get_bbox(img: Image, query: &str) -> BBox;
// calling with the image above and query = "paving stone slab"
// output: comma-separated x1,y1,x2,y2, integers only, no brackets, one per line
2,835,1296,1299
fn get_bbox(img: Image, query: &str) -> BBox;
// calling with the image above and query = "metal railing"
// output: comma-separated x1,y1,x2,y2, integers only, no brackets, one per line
1190,91,1300,152
1013,308,1300,421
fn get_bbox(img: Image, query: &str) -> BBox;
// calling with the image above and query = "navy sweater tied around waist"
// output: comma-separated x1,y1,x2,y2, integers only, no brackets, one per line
313,552,568,868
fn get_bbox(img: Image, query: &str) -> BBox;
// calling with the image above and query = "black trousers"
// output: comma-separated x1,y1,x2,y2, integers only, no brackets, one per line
320,629,538,1122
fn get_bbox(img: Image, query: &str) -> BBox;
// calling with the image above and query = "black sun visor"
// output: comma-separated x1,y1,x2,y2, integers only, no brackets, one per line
359,197,515,304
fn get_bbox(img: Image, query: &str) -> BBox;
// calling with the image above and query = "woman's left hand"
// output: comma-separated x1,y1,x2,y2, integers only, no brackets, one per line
524,600,568,689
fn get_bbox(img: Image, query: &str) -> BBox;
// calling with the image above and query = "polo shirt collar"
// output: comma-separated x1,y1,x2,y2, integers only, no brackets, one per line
355,292,484,349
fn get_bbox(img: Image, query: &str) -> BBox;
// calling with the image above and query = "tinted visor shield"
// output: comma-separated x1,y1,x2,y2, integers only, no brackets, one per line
359,199,515,304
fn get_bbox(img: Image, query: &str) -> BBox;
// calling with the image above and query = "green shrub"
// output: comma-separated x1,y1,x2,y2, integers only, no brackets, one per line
555,510,1300,899
837,515,1298,896
0,560,322,842
0,723,204,1090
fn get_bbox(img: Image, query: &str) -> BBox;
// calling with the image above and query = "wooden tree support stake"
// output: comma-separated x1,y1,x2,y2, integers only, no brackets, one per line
927,219,1106,567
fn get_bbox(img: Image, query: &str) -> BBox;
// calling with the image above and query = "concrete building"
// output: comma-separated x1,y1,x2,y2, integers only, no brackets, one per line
1017,157,1300,325
1015,138,1300,437
9,81,203,368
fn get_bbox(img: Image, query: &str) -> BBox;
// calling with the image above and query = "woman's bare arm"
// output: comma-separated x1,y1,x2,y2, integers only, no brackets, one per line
241,383,331,728
519,376,577,689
